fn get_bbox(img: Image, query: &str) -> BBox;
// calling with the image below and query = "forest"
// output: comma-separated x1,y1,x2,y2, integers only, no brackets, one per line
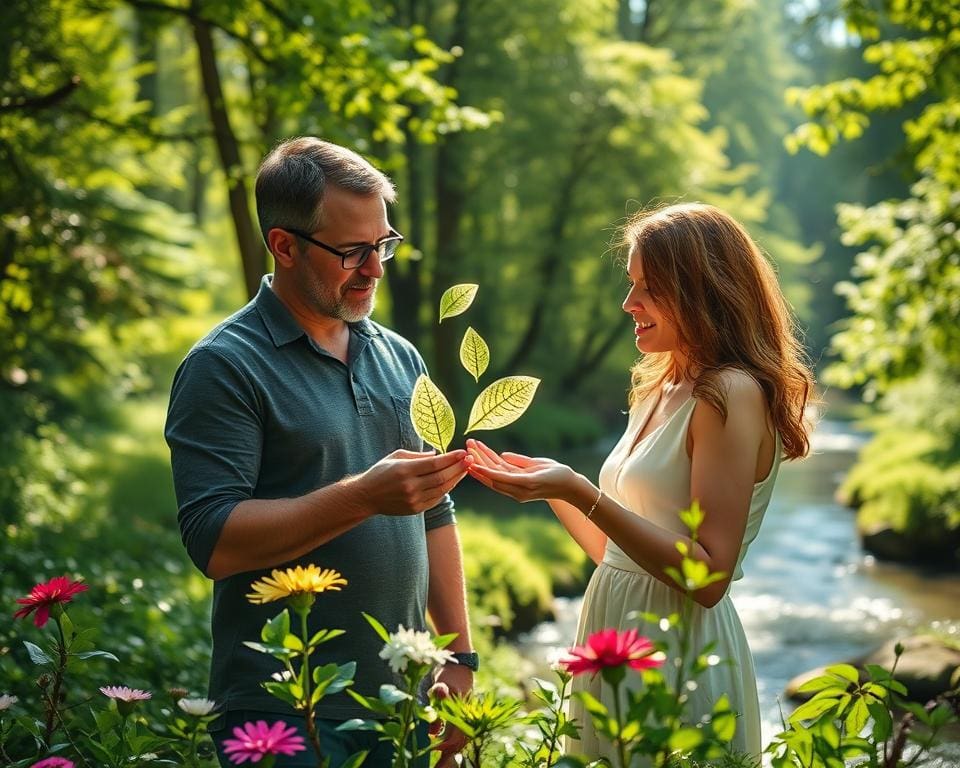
1,0,958,765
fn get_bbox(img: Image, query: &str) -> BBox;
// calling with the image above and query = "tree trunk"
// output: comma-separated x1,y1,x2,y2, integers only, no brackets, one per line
499,122,603,375
191,13,265,300
389,119,424,347
386,0,424,347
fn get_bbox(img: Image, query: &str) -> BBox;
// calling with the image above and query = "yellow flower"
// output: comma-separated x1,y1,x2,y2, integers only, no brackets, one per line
246,566,348,605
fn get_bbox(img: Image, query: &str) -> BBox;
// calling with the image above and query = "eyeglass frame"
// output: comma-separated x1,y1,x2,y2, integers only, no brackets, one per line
280,226,404,270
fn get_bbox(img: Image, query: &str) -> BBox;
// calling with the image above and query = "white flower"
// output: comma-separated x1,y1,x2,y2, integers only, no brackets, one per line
0,694,18,711
271,670,293,682
378,625,455,674
177,697,217,716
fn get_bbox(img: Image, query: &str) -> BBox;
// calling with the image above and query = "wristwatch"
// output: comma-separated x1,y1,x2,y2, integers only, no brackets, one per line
449,651,480,672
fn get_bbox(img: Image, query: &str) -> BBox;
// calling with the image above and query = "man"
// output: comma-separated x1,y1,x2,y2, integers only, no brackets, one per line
165,137,475,767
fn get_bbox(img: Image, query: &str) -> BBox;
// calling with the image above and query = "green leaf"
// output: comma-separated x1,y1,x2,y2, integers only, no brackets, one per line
668,727,703,752
23,641,52,666
338,750,370,768
337,718,381,732
410,374,455,452
379,684,413,705
797,674,846,694
439,283,478,322
459,326,490,382
433,631,458,649
362,613,391,643
465,376,540,432
825,663,859,685
308,628,346,648
72,650,120,662
845,698,870,735
789,695,840,723
262,610,291,645
868,701,893,741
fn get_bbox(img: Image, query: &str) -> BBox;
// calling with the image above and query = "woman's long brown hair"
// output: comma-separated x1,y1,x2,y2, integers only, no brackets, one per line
624,203,814,460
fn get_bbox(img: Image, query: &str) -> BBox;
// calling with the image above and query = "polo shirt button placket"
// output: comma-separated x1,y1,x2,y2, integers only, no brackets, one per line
351,371,374,416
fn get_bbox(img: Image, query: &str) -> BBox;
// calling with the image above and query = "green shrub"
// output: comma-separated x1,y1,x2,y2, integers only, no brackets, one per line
841,426,960,565
456,515,554,636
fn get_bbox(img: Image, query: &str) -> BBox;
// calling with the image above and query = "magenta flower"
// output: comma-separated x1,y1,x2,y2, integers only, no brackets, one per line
561,628,664,677
14,576,88,628
222,720,307,764
30,758,75,768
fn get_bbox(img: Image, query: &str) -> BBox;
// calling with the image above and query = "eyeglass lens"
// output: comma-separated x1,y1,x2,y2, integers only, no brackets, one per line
344,238,400,269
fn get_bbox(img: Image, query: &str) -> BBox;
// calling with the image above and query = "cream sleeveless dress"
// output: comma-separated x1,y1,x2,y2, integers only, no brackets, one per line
567,392,780,763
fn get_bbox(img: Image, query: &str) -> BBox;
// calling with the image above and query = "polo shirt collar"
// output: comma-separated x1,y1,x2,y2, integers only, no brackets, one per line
256,275,305,347
255,274,382,347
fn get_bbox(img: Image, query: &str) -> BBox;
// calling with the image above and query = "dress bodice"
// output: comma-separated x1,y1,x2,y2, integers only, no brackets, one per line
597,393,780,582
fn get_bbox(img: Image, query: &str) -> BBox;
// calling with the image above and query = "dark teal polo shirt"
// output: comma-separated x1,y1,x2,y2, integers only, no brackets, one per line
164,275,455,719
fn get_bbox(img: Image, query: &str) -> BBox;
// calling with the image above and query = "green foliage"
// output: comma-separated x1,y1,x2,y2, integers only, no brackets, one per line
456,516,554,635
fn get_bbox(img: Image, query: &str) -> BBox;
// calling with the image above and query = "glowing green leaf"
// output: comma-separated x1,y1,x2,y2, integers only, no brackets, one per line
410,374,455,452
459,326,490,382
465,376,540,432
438,284,478,323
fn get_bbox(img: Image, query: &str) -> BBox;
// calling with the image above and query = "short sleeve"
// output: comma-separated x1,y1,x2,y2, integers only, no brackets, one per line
164,347,264,573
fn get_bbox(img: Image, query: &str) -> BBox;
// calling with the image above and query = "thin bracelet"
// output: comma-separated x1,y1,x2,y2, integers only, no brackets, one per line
585,488,604,519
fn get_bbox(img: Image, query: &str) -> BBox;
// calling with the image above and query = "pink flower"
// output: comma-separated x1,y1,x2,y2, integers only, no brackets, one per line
560,628,664,677
30,758,75,768
99,686,152,702
14,577,88,628
222,720,307,764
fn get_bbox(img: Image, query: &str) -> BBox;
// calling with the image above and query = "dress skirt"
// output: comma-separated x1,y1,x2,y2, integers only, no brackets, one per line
566,553,762,765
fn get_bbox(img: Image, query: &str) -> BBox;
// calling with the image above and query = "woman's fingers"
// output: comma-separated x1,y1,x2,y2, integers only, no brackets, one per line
467,439,512,470
501,451,538,468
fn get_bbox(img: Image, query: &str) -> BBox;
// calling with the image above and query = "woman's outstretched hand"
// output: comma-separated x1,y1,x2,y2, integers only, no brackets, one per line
465,438,581,503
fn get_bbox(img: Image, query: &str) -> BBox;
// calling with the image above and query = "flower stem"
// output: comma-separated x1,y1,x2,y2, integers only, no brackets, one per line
43,615,69,746
298,607,324,762
611,679,628,768
543,675,571,768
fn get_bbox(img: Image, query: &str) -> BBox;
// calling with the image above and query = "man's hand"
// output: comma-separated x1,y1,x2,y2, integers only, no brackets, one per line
356,449,473,517
430,662,474,768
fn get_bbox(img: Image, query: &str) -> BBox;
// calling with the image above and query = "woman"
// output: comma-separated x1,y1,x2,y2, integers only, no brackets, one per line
467,203,813,761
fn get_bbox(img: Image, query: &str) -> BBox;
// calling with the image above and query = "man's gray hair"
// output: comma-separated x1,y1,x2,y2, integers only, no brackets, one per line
255,137,396,245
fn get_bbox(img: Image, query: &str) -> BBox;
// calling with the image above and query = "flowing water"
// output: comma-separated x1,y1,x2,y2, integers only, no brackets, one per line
505,419,960,755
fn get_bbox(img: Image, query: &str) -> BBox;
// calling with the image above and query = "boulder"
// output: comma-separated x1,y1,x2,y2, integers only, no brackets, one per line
785,634,960,704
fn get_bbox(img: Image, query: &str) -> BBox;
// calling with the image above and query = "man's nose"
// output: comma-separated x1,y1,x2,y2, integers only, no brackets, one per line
359,250,385,279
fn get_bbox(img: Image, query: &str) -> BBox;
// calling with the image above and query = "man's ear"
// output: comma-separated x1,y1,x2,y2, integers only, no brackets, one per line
267,228,299,267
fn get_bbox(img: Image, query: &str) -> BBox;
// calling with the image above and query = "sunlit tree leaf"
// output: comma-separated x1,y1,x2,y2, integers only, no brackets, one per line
438,284,478,323
465,376,540,432
410,374,455,452
459,326,490,382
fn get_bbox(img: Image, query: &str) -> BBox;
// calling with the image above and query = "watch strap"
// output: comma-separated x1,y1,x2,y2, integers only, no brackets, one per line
449,651,480,672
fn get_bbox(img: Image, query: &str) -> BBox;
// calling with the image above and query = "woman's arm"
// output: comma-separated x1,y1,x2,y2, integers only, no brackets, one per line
468,372,770,607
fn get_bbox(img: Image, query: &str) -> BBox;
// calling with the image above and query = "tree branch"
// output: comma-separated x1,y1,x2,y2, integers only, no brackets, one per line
0,76,80,113
122,0,273,65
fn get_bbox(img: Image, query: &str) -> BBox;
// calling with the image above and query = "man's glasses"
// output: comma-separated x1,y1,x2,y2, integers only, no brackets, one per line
282,227,404,270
